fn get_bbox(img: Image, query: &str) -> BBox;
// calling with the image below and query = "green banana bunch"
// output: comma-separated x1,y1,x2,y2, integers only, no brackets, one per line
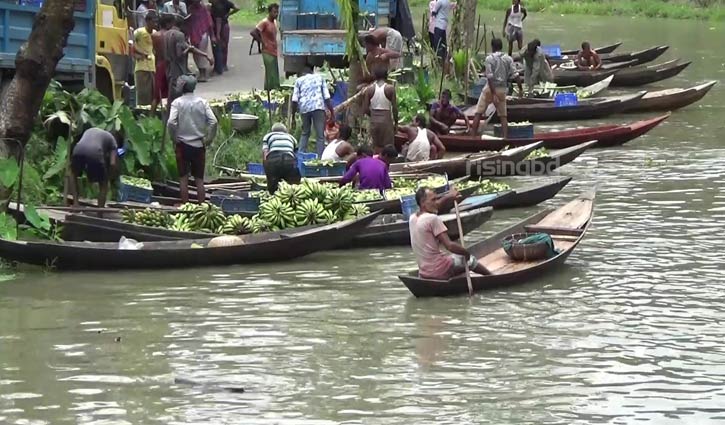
258,197,296,229
169,214,194,232
120,208,137,223
120,175,152,190
349,204,370,218
188,202,226,232
323,187,354,213
295,199,326,226
131,208,172,228
219,215,253,235
250,216,273,233
353,189,383,202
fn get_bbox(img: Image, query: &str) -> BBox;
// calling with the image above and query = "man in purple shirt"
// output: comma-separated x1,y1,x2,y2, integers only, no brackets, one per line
340,145,397,191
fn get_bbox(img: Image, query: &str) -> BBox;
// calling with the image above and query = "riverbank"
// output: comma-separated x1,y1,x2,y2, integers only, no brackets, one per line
232,0,725,24
411,0,725,21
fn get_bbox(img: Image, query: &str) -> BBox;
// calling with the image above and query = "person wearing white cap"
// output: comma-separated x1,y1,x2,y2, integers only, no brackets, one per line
167,75,218,203
262,123,300,194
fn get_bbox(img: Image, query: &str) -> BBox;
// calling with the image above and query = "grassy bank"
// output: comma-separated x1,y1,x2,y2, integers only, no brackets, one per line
409,0,725,21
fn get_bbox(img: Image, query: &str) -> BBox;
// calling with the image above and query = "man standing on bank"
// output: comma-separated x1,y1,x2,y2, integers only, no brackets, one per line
503,0,527,56
291,65,334,156
250,4,280,91
134,11,158,111
167,75,218,203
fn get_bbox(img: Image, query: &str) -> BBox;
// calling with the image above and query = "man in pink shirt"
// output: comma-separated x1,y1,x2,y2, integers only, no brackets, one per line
409,187,492,279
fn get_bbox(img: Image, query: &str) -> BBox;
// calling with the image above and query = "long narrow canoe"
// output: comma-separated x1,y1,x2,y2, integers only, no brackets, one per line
437,114,669,152
469,92,646,123
502,140,598,176
344,206,493,248
0,212,381,270
611,60,691,87
398,190,595,297
553,69,617,87
550,45,668,67
561,42,622,56
459,177,571,212
624,81,717,113
389,142,543,178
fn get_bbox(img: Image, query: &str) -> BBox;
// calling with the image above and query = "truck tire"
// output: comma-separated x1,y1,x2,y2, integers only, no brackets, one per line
96,67,114,103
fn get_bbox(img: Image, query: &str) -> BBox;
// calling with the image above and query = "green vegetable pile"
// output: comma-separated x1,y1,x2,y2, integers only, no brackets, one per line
457,179,512,194
120,175,152,190
525,148,550,159
509,121,532,127
304,160,346,167
385,176,450,200
353,189,384,202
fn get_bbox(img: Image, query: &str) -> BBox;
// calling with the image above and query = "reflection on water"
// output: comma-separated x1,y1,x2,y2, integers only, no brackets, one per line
2,14,725,425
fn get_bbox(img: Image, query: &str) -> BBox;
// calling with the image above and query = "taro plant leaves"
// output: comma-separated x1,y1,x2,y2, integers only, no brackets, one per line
42,136,70,180
0,158,19,188
0,213,17,241
24,206,51,232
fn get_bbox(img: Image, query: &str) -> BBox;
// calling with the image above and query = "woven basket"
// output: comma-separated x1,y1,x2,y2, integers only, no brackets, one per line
502,232,551,261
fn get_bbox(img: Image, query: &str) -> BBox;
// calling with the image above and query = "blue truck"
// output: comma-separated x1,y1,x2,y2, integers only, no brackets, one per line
0,0,96,90
279,0,413,75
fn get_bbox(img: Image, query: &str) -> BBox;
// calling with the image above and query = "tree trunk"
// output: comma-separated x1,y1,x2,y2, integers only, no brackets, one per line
0,0,75,205
462,0,476,49
0,0,75,160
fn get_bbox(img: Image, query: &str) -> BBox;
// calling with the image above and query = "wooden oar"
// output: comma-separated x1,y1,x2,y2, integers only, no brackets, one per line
454,200,474,297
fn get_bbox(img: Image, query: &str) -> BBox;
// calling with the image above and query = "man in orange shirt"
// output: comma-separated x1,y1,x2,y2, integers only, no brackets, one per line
250,4,280,91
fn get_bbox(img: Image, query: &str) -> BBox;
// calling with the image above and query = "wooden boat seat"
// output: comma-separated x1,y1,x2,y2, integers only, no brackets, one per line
523,225,584,236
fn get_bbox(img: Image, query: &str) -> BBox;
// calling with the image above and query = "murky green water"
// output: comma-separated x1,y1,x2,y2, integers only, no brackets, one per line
2,14,725,424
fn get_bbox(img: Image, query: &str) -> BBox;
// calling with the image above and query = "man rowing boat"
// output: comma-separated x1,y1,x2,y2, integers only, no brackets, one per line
410,187,492,279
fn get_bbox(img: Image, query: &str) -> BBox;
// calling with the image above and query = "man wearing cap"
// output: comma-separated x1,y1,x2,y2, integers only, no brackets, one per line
167,75,218,203
262,123,300,194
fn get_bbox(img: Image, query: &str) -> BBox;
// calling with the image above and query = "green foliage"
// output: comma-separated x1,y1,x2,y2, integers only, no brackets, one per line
0,158,19,188
337,0,367,71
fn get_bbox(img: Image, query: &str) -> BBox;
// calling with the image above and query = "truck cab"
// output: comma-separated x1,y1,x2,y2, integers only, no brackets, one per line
280,0,405,75
0,0,131,102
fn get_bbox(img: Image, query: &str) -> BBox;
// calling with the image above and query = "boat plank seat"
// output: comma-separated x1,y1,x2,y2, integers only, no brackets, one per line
523,225,584,236
536,198,594,229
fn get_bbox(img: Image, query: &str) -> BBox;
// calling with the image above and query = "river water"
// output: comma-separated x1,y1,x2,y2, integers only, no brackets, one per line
1,14,725,424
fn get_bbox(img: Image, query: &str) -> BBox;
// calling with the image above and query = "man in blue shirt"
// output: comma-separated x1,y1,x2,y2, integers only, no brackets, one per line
291,66,335,156
431,0,452,63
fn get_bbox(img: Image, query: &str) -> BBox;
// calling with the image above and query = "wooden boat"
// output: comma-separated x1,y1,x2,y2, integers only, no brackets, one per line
611,60,691,87
550,45,668,67
500,141,598,176
561,41,622,56
463,176,572,210
0,212,381,270
344,206,493,248
474,92,646,123
553,69,617,87
624,81,717,113
365,183,480,215
398,190,595,297
389,142,543,178
432,114,669,152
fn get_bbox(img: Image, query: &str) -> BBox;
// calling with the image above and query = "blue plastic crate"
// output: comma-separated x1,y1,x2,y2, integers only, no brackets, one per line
542,44,562,59
296,152,318,173
210,194,261,214
247,162,265,175
554,93,578,107
300,164,330,177
401,195,419,221
494,123,534,139
118,182,152,203
225,100,245,114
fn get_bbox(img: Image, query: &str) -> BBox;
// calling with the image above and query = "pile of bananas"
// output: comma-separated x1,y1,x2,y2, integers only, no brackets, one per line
218,215,253,235
253,181,371,232
121,208,172,228
304,159,343,167
384,187,416,201
120,175,152,190
187,202,226,233
353,189,383,203
416,176,448,190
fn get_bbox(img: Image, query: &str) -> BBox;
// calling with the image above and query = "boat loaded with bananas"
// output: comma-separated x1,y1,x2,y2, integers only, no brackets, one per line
398,190,595,297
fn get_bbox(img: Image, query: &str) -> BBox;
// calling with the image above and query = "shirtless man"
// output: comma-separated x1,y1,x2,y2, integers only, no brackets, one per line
362,34,401,84
362,68,398,154
368,27,404,70
399,114,446,161
576,41,602,70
